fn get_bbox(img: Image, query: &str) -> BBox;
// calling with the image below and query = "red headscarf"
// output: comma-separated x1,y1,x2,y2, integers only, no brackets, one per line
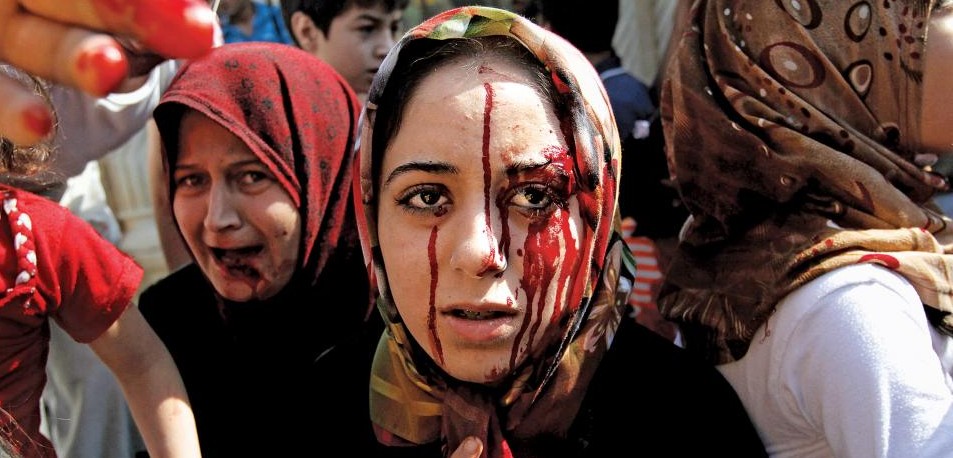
154,42,363,297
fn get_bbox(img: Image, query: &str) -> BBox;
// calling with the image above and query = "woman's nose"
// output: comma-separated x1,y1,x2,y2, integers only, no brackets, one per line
449,209,507,278
203,184,241,232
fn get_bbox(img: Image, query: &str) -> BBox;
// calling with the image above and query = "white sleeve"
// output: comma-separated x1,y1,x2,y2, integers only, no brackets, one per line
782,266,953,458
48,59,179,179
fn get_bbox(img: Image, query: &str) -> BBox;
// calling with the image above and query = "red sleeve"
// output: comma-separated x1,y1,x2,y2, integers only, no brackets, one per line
30,194,144,343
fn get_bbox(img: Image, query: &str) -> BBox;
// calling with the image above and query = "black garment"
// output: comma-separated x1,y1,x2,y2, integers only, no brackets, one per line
371,317,767,457
139,263,385,457
619,112,688,239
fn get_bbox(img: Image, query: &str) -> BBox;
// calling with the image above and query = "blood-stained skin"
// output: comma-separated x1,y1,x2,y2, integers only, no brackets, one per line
74,42,127,96
20,104,52,138
427,225,444,365
424,79,583,378
91,0,216,59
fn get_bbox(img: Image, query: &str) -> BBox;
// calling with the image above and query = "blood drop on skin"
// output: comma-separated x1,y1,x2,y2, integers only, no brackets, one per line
93,0,217,59
21,105,53,139
75,44,128,96
136,0,218,58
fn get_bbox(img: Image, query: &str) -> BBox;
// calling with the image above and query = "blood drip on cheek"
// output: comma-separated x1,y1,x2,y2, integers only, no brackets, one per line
427,226,444,365
511,209,577,369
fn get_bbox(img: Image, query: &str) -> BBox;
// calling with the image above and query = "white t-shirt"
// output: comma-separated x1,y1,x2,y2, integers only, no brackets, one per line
717,263,953,458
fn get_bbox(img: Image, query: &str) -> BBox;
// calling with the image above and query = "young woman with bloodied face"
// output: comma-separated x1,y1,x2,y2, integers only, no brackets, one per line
356,7,767,458
137,42,385,457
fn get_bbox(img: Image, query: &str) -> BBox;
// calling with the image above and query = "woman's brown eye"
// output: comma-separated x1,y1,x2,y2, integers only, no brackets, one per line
523,188,546,205
396,184,450,215
421,191,440,205
511,184,553,209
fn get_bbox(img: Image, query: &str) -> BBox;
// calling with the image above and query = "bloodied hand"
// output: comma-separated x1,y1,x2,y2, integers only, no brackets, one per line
0,0,218,145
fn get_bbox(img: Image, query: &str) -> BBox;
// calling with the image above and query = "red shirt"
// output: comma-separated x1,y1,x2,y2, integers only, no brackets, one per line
0,186,142,457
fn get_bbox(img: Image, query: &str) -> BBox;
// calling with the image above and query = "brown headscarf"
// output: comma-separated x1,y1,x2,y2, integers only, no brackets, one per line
659,0,953,364
355,7,631,458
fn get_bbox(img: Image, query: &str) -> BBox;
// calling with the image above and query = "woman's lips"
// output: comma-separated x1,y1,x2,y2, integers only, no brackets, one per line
442,306,518,342
210,245,263,280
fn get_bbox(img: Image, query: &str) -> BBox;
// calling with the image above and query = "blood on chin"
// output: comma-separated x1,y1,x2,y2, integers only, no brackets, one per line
212,262,274,300
438,352,516,385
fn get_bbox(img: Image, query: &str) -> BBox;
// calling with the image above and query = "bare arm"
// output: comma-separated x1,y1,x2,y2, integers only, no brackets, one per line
88,304,201,458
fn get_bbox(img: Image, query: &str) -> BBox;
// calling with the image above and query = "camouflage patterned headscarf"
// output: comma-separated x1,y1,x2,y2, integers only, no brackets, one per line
659,0,953,364
355,6,631,457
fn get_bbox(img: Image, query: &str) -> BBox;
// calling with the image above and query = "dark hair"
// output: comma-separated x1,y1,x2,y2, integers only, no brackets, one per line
370,35,568,194
536,0,618,53
282,0,409,41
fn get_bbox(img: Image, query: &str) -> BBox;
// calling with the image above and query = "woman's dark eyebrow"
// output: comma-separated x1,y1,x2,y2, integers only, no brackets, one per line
384,161,458,186
505,158,552,176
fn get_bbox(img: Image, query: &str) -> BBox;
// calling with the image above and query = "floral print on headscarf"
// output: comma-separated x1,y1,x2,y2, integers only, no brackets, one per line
659,0,953,364
355,6,631,457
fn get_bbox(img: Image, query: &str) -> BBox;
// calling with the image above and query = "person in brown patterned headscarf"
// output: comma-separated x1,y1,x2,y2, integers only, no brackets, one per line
660,0,953,455
357,6,766,458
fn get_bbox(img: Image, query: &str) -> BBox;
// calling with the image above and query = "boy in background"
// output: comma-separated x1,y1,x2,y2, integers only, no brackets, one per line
281,0,409,101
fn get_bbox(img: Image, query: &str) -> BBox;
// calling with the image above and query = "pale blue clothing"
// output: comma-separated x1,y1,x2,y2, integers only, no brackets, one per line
220,2,294,45
593,53,655,141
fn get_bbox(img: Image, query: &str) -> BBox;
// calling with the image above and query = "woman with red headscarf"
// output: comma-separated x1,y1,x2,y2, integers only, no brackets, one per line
139,42,382,457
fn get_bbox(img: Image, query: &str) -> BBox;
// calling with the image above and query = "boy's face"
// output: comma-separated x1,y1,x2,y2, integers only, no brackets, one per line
310,4,403,100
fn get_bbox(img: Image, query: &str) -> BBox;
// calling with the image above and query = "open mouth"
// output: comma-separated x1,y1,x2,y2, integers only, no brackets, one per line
211,245,263,278
450,309,512,320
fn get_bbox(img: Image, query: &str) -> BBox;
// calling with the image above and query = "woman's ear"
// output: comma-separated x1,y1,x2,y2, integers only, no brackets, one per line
290,11,324,54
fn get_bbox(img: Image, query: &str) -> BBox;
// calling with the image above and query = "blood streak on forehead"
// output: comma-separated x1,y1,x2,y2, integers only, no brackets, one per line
481,83,503,276
540,145,575,193
476,78,581,369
